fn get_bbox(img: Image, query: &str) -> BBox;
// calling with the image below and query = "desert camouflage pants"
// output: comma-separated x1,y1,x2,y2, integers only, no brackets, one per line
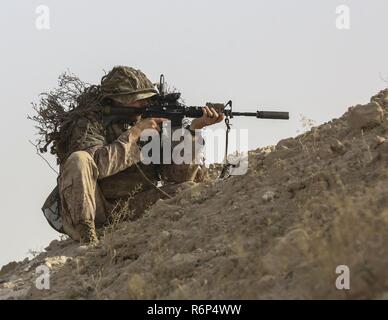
58,150,199,241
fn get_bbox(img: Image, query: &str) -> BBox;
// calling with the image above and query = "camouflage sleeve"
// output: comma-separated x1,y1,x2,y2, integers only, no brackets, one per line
86,126,142,180
67,117,142,179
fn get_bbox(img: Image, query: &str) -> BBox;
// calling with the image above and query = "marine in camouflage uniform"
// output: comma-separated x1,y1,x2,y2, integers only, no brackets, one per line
57,66,224,244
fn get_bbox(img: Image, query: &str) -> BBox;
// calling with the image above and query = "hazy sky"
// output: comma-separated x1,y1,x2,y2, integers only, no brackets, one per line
1,0,387,267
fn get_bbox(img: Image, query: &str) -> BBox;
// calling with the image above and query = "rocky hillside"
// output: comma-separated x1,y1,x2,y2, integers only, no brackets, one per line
2,89,388,299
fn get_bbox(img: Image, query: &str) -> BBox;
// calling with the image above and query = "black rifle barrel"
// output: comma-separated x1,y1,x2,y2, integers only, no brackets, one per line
103,106,289,120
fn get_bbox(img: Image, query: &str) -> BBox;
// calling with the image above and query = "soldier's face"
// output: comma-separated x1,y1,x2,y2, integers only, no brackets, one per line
111,98,149,109
127,100,148,121
127,99,149,108
111,98,150,121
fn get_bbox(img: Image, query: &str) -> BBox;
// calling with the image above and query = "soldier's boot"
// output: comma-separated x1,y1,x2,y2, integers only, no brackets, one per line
76,220,99,246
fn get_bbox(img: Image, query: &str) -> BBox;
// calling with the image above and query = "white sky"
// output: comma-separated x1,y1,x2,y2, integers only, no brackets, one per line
1,0,387,267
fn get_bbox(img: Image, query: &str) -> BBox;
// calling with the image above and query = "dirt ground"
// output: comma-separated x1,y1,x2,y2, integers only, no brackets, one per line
2,89,388,299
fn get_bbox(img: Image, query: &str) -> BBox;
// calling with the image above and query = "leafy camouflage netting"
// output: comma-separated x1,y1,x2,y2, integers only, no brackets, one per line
29,72,103,163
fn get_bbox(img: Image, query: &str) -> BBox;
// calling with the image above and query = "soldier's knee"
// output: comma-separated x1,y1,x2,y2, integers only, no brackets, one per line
65,151,93,169
61,150,98,182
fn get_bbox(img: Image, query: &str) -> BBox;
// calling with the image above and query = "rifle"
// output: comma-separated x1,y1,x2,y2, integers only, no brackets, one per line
102,75,290,178
102,74,289,126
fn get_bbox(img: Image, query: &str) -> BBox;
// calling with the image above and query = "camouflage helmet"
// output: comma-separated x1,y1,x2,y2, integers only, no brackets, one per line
100,66,158,104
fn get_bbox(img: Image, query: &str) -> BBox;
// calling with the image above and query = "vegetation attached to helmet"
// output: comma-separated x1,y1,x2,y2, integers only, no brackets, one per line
29,71,102,161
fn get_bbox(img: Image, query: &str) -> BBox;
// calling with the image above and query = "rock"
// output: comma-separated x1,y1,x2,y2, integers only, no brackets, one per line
330,139,346,154
262,191,276,202
374,135,386,148
44,256,68,269
347,102,384,130
161,230,171,240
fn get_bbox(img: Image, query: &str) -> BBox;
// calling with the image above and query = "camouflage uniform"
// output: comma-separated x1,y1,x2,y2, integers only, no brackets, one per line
57,66,202,243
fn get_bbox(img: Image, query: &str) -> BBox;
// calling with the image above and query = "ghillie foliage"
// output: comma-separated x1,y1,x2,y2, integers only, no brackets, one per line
28,71,102,159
